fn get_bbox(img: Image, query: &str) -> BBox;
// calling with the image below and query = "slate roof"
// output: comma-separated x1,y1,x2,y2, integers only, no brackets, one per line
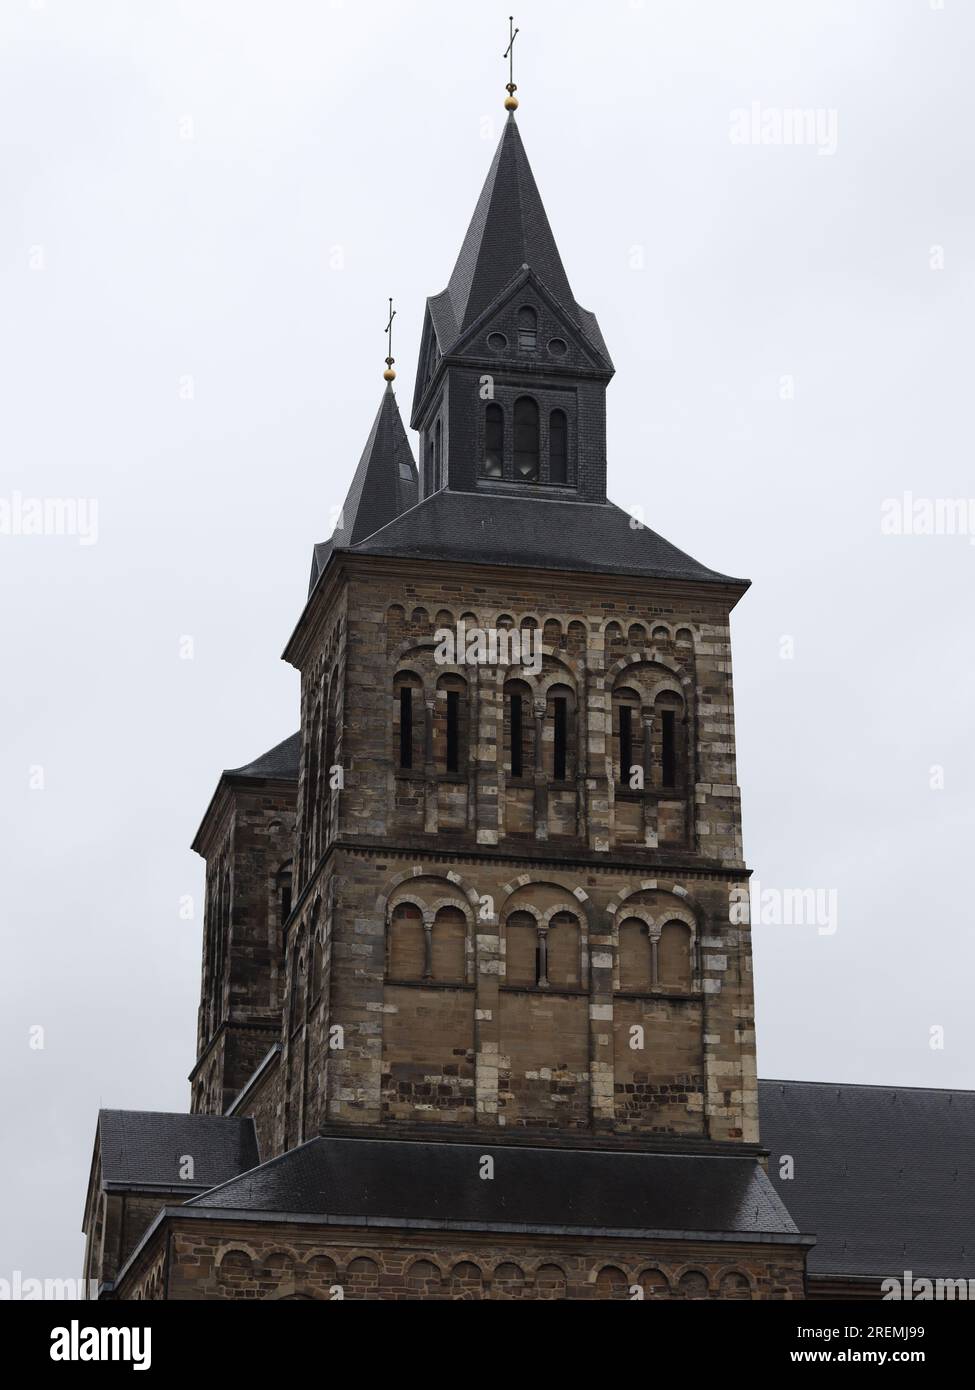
346,491,746,587
187,1135,799,1239
225,731,300,782
759,1080,975,1279
431,114,609,364
96,1111,259,1191
308,386,418,597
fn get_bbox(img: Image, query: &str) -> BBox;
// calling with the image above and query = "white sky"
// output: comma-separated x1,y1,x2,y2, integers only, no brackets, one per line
2,0,973,1281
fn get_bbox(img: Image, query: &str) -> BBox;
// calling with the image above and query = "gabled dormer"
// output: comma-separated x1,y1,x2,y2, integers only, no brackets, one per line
412,113,614,505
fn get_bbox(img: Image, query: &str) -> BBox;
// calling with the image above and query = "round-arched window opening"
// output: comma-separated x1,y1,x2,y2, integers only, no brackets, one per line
547,337,568,357
487,332,508,352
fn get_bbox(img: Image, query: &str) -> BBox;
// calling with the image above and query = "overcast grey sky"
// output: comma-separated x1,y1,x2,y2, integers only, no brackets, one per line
2,0,973,1282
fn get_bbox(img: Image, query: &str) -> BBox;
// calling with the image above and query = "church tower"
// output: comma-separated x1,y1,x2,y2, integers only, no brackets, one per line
272,104,760,1152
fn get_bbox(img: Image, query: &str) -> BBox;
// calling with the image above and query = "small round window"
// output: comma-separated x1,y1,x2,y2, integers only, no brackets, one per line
487,332,508,352
547,337,568,357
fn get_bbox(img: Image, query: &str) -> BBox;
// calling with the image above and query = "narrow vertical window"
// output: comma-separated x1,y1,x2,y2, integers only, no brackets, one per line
399,686,413,769
513,397,539,481
661,709,677,787
553,696,567,781
549,409,568,484
517,305,537,351
435,418,443,489
619,705,633,781
510,690,523,777
446,690,460,773
424,439,435,496
484,402,504,477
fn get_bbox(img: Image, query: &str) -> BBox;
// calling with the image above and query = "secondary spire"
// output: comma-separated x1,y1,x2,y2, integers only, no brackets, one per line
503,16,519,111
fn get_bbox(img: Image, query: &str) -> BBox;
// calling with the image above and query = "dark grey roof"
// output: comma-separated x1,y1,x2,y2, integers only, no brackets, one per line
759,1079,975,1279
307,385,417,599
97,1111,259,1191
346,490,746,587
188,1134,798,1239
225,731,300,781
430,114,609,363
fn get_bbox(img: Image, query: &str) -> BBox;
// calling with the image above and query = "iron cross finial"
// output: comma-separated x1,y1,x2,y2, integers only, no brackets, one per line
383,297,396,382
503,16,520,111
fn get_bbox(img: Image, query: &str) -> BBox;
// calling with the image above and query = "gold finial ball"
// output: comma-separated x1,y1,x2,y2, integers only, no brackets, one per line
383,367,396,382
505,82,518,111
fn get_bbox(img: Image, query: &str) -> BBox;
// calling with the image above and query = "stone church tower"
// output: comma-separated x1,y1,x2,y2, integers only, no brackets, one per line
82,101,812,1301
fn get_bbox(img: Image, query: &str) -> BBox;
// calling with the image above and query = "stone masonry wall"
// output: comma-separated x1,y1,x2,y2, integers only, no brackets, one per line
117,1217,805,1301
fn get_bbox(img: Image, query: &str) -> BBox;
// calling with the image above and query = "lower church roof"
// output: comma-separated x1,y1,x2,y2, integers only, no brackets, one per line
96,1111,259,1191
759,1079,975,1280
185,1134,799,1241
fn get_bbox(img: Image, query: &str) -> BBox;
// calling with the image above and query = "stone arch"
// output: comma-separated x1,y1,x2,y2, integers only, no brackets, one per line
344,1255,381,1299
499,876,593,978
605,650,692,692
637,1266,673,1299
216,1245,257,1276
716,1267,755,1300
406,1257,444,1297
532,1262,568,1299
594,1265,630,1300
607,887,702,992
676,1267,711,1300
449,1260,485,1299
377,867,481,919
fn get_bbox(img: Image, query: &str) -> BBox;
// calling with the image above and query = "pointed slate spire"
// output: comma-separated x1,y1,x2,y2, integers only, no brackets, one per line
333,385,418,549
307,386,417,597
445,113,577,341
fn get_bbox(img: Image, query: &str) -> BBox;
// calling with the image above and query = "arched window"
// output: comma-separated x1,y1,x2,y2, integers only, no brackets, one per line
504,678,532,778
618,917,652,991
308,901,323,1004
424,437,435,496
546,911,581,989
288,944,303,1033
513,397,539,480
505,911,539,987
658,920,693,990
436,674,467,774
431,906,466,983
388,902,424,980
613,688,644,788
545,683,576,781
322,680,337,845
483,403,504,477
394,671,423,771
653,691,685,790
549,409,568,483
517,305,537,351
